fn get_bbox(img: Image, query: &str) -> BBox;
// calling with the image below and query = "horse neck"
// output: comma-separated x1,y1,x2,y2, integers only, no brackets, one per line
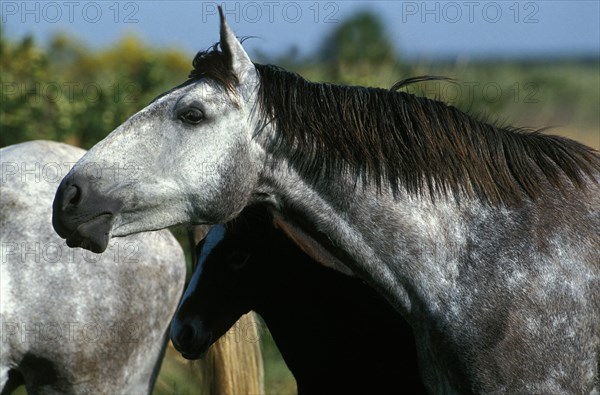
256,154,486,316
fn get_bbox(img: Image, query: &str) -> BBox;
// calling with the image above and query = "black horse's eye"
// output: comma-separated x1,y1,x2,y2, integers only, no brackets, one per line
178,108,204,125
227,251,250,271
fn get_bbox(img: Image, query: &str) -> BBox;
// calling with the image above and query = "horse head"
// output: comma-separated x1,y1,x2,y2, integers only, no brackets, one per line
170,207,273,359
52,9,263,252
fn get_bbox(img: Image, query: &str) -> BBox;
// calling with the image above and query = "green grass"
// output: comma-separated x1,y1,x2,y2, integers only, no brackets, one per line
153,345,204,395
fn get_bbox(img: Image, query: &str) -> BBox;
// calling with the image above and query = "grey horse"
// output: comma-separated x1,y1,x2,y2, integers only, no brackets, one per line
1,140,186,394
52,10,600,394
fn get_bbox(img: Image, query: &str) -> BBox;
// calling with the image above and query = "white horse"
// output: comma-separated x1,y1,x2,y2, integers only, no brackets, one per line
1,140,186,394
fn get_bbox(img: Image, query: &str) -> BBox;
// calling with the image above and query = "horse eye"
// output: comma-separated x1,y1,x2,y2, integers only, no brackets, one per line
178,108,204,125
227,251,250,270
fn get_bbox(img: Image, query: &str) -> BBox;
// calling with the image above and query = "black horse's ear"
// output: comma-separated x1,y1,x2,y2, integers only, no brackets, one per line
218,6,255,83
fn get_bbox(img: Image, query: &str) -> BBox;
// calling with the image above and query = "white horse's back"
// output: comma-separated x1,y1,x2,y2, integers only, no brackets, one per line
0,140,186,394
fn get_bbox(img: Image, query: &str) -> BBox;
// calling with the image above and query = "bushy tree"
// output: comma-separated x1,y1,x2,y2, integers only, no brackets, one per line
318,11,397,78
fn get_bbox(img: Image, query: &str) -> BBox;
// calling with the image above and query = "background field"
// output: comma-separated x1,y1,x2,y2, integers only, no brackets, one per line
2,6,598,395
2,10,598,150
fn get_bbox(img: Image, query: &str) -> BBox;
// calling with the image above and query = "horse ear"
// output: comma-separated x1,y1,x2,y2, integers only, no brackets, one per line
218,6,255,83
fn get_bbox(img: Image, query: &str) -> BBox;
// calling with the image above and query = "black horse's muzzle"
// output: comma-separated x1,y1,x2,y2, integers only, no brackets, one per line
170,319,212,360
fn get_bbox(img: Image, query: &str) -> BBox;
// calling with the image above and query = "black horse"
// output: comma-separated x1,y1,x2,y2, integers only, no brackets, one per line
171,205,426,394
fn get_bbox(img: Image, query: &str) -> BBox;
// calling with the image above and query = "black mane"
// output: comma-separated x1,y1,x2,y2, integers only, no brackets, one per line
191,47,600,204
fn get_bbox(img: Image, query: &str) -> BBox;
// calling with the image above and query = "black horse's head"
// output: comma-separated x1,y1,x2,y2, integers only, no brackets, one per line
169,206,273,359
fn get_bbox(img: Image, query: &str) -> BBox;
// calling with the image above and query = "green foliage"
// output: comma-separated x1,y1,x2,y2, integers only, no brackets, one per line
1,31,190,148
152,345,204,395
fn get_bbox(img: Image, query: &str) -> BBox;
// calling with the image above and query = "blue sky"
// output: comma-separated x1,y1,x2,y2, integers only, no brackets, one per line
2,1,599,60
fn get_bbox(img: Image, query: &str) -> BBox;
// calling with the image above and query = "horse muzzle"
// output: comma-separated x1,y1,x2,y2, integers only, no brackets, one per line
170,320,212,360
52,174,121,253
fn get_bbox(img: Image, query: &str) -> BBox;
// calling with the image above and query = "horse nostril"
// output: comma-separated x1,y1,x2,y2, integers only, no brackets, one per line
176,324,196,349
63,185,82,208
